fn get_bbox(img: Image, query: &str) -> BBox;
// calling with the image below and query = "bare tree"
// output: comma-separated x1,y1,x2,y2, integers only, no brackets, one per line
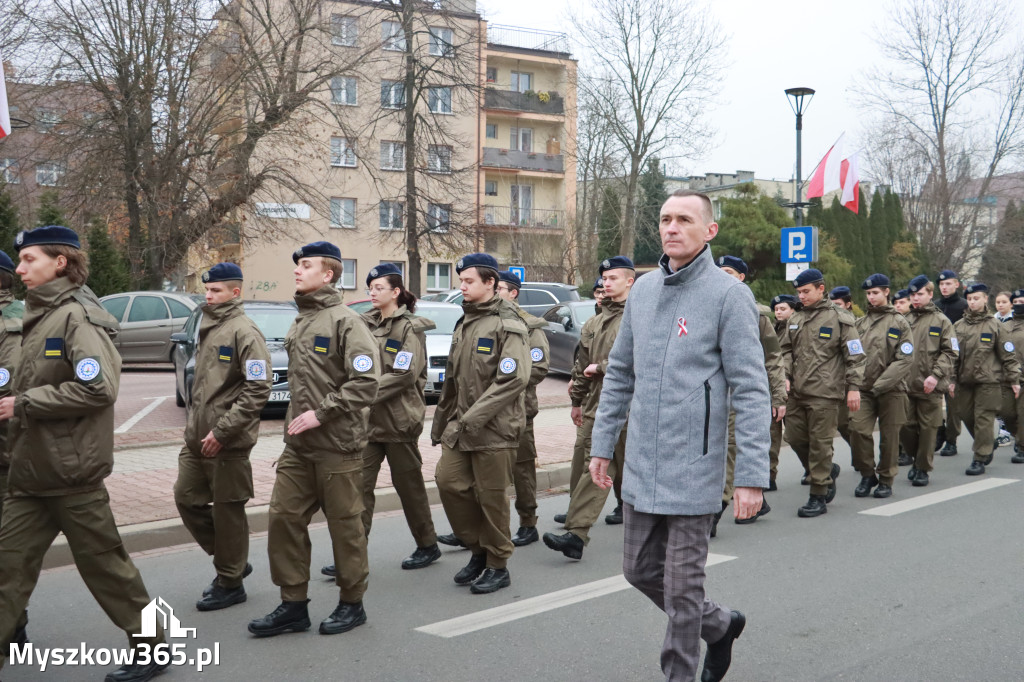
570,0,725,258
859,0,1024,273
0,0,34,54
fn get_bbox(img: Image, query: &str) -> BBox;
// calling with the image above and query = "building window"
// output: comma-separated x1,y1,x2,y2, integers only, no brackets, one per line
485,123,497,138
382,21,406,51
380,80,405,109
510,126,532,152
380,141,405,171
510,71,532,93
429,27,454,57
329,198,356,229
486,67,497,83
428,87,452,114
379,201,403,230
427,203,450,233
331,15,358,47
427,262,451,290
427,145,452,174
337,258,357,290
330,137,357,167
330,76,357,106
485,181,497,196
35,108,60,133
1,159,19,184
36,162,63,187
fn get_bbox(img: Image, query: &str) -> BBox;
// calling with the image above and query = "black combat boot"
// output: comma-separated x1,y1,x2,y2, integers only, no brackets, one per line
203,562,252,597
511,526,539,547
470,568,511,594
453,554,487,585
854,474,878,498
319,600,366,635
321,564,337,577
553,512,568,524
196,584,246,612
437,533,465,547
797,495,828,518
604,504,623,525
401,544,442,569
824,464,840,503
104,659,170,682
247,600,311,637
542,531,584,560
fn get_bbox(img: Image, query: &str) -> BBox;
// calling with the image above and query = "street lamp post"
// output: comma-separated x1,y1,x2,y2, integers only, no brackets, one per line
785,87,815,227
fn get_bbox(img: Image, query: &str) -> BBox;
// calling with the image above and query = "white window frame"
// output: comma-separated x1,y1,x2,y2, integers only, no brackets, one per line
485,180,497,196
427,262,451,291
428,87,452,114
429,26,454,57
485,123,497,139
337,258,357,290
509,126,533,152
330,137,357,168
427,145,452,174
486,66,497,83
510,71,532,93
382,21,406,51
380,141,405,171
379,201,404,231
330,76,357,106
331,14,358,47
427,203,450,233
1,159,19,184
380,80,406,109
36,161,63,187
329,197,356,229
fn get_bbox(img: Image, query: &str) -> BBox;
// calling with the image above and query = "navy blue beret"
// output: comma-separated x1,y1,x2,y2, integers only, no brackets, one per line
830,286,852,299
15,225,80,252
0,250,14,273
366,262,403,287
593,277,604,292
716,255,748,275
455,253,499,274
893,289,910,301
599,255,635,275
964,282,989,295
293,241,342,263
499,270,522,289
938,269,957,282
792,268,824,288
907,275,930,293
202,262,243,283
1013,289,1024,300
770,294,799,309
862,273,890,290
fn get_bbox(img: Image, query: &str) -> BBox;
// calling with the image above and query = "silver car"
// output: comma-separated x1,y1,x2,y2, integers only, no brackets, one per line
100,291,199,363
409,301,462,398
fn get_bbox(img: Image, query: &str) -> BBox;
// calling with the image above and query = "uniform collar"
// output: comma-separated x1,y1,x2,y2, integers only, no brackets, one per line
867,303,895,316
461,293,501,321
364,304,407,329
658,245,712,286
24,277,77,312
602,298,626,314
201,296,245,323
963,308,990,323
294,285,343,313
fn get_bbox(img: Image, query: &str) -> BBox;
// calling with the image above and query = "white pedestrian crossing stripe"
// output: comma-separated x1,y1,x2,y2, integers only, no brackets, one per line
859,478,1018,517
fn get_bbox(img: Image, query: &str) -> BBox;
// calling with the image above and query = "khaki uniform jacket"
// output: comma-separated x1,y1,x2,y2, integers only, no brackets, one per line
8,279,121,497
430,295,530,451
283,286,380,456
854,304,913,395
953,310,1021,386
1003,318,1024,387
758,309,787,407
363,305,435,443
0,292,23,468
569,303,602,388
514,303,549,420
183,297,272,454
781,298,866,401
905,302,957,394
570,298,626,419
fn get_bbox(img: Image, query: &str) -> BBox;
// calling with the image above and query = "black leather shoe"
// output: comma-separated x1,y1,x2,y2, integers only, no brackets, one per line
605,504,623,525
765,480,778,492
203,562,252,597
700,610,746,682
437,533,465,547
800,473,811,485
401,544,441,569
873,483,893,498
14,623,28,646
104,660,170,682
854,474,878,498
511,526,539,547
321,564,336,577
939,442,958,456
982,452,994,465
553,512,567,524
319,600,366,635
825,463,840,503
542,531,584,560
908,465,919,481
247,600,311,637
898,450,914,466
797,495,827,518
196,584,246,612
735,499,770,525
966,460,986,476
1012,446,1024,463
454,554,487,585
470,567,511,594
710,501,727,538
912,471,929,486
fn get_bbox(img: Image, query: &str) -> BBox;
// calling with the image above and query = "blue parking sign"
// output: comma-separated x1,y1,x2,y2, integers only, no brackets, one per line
780,227,818,263
509,265,526,282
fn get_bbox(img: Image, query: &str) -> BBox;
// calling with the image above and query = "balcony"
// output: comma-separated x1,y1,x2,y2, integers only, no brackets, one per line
482,206,563,229
487,25,571,55
482,147,563,173
484,88,565,115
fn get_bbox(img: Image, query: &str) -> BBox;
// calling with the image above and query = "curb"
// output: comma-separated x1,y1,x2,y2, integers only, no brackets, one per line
42,462,574,570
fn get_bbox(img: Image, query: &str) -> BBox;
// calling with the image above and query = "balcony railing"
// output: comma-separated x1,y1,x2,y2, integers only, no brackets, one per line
482,206,563,229
484,88,565,115
486,25,571,55
482,147,564,173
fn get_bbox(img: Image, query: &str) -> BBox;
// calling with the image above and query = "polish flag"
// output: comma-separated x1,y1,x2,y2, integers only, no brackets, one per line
805,133,844,199
0,52,10,140
840,152,860,213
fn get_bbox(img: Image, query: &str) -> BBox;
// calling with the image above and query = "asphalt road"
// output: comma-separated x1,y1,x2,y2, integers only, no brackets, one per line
7,448,1024,681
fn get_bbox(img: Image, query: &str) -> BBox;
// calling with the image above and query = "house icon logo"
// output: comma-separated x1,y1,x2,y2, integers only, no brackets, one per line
134,597,197,639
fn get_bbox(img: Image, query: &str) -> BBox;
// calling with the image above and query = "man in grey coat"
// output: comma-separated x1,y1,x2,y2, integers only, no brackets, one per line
590,189,771,682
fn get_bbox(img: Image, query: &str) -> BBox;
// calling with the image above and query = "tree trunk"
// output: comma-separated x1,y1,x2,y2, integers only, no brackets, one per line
618,155,641,258
402,4,421,296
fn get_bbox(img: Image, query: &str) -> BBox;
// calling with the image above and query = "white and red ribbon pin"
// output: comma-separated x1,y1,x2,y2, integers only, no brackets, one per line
677,317,688,337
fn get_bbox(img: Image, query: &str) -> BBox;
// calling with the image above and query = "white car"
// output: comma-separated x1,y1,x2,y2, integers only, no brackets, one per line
404,301,462,398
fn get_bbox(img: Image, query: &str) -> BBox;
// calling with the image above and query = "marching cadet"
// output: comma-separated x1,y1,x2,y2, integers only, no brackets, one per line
830,286,855,445
830,286,854,311
248,242,380,637
768,294,801,491
0,226,167,682
893,289,911,316
713,256,785,533
901,276,957,485
936,270,968,456
1007,289,1024,463
496,270,550,547
848,274,911,498
781,268,866,518
951,283,1021,475
430,253,529,594
544,256,633,560
175,263,271,611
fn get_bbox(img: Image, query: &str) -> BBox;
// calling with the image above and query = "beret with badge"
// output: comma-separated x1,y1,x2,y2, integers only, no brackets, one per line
716,255,748,275
893,289,910,301
599,255,635,275
499,270,522,290
292,241,342,264
964,282,989,295
907,275,930,293
15,225,81,252
202,262,243,283
862,273,890,290
455,252,499,275
0,250,14,273
366,262,403,287
938,269,958,282
792,268,824,288
829,286,852,299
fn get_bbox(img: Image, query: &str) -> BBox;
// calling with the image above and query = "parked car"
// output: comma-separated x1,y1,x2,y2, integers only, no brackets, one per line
100,291,199,363
428,282,580,317
170,300,297,412
541,300,599,375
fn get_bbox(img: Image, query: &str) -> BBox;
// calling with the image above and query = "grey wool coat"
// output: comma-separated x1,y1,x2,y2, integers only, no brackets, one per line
591,247,771,516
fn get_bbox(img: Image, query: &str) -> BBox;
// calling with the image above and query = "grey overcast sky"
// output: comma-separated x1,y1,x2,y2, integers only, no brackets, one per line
479,0,888,183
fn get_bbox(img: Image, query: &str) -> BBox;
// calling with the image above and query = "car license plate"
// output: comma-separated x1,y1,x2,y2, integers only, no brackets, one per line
269,390,291,402
439,373,444,382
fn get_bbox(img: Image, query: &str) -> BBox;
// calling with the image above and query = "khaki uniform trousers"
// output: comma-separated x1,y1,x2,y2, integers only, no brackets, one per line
958,384,1001,462
998,386,1024,447
512,419,539,528
900,393,944,473
769,418,783,485
0,487,163,660
0,469,29,634
724,411,777,501
173,446,253,588
565,426,627,543
267,448,368,603
569,419,590,496
785,397,841,497
435,445,514,569
944,392,962,442
837,403,851,445
849,392,907,485
362,441,436,547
